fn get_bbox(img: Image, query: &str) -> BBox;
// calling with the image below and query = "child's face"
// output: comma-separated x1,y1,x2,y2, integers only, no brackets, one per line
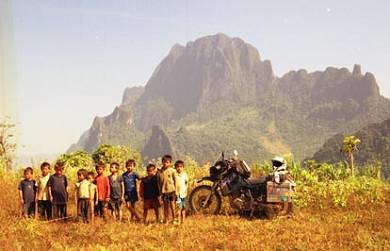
41,166,50,176
96,166,104,175
55,167,63,175
77,173,85,182
162,159,171,169
110,165,118,174
126,163,135,172
147,167,156,177
87,174,94,182
175,164,184,173
24,171,33,180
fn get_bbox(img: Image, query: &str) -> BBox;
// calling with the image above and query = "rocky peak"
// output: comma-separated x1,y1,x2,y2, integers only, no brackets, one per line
352,64,362,76
121,86,144,106
141,125,175,161
136,33,275,121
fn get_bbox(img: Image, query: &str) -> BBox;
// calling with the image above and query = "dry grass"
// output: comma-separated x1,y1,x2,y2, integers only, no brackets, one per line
1,174,389,251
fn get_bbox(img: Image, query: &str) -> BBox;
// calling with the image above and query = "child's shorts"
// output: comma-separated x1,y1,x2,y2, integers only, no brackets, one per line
176,197,187,209
162,192,176,202
124,190,138,203
144,198,160,210
108,199,122,211
95,200,107,216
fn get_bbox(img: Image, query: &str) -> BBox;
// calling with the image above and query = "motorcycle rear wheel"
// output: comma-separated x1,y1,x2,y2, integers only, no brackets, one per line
189,185,222,215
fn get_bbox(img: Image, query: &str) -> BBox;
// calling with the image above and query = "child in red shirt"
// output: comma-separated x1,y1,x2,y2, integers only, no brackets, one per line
94,161,110,219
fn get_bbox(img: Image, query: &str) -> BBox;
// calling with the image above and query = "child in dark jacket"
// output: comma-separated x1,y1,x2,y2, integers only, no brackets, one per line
18,167,36,217
140,163,160,224
48,162,68,220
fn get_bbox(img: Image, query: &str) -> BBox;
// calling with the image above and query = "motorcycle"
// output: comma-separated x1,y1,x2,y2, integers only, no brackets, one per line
189,151,294,219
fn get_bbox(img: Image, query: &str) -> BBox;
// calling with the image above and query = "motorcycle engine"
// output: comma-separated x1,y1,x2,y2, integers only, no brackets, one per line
231,196,245,211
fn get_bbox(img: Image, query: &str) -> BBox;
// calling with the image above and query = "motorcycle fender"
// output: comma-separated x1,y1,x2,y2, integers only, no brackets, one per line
197,176,214,183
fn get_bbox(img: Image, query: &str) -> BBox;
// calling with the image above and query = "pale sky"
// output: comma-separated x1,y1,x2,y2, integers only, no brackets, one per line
4,0,390,156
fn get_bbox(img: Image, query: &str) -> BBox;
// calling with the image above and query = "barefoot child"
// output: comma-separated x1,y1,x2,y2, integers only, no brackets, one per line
140,163,160,224
87,172,98,222
108,162,124,221
175,160,188,224
122,159,141,221
157,155,177,224
35,162,52,220
75,169,90,223
48,162,68,220
18,167,36,217
95,161,110,219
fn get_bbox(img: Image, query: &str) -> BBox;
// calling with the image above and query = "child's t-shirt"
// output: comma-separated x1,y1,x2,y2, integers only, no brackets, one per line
176,172,188,198
18,179,36,204
76,179,90,199
122,171,140,193
140,175,159,200
157,167,177,194
95,175,110,201
108,174,123,200
48,175,68,205
36,174,50,201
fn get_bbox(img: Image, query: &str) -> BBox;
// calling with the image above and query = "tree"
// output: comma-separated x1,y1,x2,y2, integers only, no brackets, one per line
0,118,16,170
341,135,361,176
56,151,94,169
92,144,142,168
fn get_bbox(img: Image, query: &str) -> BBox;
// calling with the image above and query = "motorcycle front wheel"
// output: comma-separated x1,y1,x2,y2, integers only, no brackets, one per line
189,185,222,215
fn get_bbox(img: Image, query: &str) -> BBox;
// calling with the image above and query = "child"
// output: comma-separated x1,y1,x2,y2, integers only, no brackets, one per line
18,167,36,217
139,163,160,224
122,159,141,221
157,154,177,224
94,161,110,219
75,169,90,223
108,162,124,221
87,171,98,222
48,162,68,220
35,162,52,220
175,160,188,224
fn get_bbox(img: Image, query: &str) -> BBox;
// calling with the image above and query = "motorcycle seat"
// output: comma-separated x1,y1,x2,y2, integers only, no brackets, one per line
246,176,267,185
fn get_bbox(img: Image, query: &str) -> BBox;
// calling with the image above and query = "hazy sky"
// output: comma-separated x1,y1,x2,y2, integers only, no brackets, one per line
7,0,390,155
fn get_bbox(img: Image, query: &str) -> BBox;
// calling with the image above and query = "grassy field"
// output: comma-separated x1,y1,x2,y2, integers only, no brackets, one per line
1,172,389,251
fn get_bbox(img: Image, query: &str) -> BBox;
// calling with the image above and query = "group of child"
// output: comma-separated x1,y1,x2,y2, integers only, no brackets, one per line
18,155,188,224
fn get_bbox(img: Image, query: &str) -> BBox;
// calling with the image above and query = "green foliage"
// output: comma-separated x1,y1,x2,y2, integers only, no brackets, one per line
291,160,385,209
0,118,16,170
312,119,390,179
359,161,382,179
341,135,361,174
56,151,94,169
92,144,142,169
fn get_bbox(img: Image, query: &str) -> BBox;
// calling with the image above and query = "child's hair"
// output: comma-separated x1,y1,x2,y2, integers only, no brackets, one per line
40,162,50,170
54,161,64,170
125,159,136,167
162,155,172,163
110,162,120,169
24,167,33,175
174,160,184,168
77,169,88,178
95,161,105,169
87,171,95,178
146,163,156,170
